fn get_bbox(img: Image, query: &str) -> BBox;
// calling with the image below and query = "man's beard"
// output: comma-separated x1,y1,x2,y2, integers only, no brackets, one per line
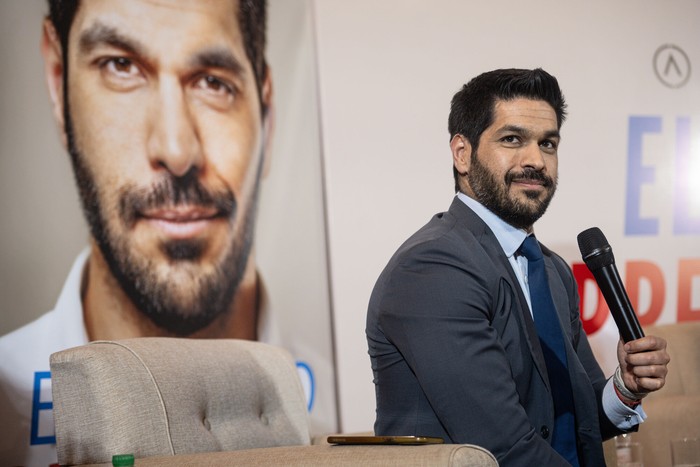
467,150,557,230
64,110,259,336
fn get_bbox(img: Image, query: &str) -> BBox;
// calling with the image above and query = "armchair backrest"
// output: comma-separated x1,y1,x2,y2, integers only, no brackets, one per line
50,338,310,466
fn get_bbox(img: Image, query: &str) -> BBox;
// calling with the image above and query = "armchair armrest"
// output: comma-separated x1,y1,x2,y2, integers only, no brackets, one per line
80,444,498,466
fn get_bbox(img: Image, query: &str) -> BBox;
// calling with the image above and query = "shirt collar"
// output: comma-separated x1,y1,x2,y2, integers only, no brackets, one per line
456,192,529,258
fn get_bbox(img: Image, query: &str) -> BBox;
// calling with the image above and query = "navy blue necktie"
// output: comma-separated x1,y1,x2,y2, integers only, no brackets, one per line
520,235,579,466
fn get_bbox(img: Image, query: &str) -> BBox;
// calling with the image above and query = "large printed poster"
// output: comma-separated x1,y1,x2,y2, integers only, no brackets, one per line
0,1,337,465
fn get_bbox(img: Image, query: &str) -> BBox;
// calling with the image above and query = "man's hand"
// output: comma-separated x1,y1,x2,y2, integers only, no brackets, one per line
616,336,670,400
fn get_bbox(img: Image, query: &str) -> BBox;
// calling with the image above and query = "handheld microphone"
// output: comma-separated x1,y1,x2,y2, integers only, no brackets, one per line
577,227,644,342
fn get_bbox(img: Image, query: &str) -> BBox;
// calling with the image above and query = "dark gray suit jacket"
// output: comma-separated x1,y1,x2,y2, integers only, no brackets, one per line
367,198,626,466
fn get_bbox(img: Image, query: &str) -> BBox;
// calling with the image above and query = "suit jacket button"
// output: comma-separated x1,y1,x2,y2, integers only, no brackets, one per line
540,426,550,439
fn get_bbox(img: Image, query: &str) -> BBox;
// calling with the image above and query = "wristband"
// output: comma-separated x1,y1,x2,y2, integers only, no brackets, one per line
614,383,640,409
614,366,646,402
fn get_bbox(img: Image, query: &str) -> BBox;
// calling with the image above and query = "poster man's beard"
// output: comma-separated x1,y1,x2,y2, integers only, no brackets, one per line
467,150,557,230
64,111,258,336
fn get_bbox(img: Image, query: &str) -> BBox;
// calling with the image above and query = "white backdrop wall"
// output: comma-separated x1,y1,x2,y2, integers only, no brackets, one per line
313,0,700,432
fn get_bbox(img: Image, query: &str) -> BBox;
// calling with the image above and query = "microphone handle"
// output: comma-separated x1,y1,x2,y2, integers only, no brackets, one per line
591,265,645,342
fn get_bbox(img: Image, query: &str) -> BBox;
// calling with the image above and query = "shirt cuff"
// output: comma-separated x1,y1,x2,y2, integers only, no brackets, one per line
602,378,647,430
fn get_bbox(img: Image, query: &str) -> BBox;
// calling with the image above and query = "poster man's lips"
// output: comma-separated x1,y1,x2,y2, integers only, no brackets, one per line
139,206,222,238
141,206,220,221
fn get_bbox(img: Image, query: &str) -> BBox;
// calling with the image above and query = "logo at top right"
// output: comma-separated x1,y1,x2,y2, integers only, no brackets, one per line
653,44,691,88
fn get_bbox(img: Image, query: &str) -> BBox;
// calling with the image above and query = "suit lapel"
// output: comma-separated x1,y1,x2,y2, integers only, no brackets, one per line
448,199,551,392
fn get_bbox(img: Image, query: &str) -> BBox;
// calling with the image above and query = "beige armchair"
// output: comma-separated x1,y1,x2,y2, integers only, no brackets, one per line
50,338,497,466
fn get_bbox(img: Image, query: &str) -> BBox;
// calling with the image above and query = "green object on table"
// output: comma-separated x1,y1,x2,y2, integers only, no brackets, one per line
112,454,135,466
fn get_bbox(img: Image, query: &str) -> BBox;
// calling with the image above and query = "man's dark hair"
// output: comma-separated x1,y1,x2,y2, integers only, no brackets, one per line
448,68,567,192
47,0,268,108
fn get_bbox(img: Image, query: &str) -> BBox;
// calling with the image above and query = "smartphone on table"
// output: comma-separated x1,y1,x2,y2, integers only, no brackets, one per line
327,435,444,445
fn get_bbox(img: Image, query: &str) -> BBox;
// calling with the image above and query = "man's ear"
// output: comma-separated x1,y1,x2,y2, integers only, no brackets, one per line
451,133,472,177
41,18,67,148
260,66,274,178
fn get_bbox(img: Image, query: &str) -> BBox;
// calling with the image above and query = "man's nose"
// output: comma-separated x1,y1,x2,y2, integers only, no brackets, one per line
519,143,546,171
147,78,203,177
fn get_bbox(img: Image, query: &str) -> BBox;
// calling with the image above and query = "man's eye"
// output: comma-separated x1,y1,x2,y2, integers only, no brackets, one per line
96,56,143,90
541,140,558,150
103,57,138,76
195,75,235,97
502,135,519,143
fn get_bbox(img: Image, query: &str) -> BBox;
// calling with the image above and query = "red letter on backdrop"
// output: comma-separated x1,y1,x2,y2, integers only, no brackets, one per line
573,263,608,335
625,261,664,325
678,259,700,322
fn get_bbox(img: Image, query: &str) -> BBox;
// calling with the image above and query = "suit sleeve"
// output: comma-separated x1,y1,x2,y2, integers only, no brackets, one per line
376,240,570,466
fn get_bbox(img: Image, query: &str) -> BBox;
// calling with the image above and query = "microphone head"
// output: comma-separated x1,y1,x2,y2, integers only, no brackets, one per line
577,227,615,271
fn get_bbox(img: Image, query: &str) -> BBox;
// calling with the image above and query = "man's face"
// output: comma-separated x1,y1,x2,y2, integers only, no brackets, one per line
467,98,559,230
50,0,271,334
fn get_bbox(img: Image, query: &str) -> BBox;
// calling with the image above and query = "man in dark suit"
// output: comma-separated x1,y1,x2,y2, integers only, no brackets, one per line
366,68,669,466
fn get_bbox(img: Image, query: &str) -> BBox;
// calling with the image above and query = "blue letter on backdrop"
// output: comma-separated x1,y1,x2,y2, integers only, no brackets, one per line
673,117,700,234
626,116,662,235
